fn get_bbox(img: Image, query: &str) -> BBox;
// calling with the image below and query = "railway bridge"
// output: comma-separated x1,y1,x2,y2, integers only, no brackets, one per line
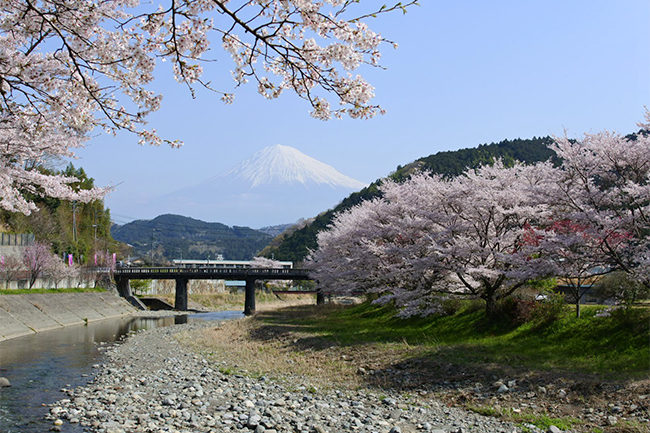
114,266,313,315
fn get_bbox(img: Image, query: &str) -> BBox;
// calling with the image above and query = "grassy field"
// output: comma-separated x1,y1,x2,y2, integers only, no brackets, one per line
283,301,650,375
0,287,107,295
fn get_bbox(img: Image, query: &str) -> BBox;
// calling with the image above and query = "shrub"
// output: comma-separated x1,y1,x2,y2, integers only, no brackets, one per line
464,298,485,313
496,297,537,325
530,290,567,324
441,297,464,315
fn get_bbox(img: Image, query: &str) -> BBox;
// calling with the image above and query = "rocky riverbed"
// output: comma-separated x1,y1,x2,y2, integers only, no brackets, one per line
47,320,523,433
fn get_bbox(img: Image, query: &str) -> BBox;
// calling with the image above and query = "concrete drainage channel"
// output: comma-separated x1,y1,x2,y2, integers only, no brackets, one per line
0,292,136,341
0,293,243,433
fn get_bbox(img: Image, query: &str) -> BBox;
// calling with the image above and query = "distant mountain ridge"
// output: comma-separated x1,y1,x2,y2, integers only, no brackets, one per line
257,223,294,238
111,214,272,263
260,136,557,262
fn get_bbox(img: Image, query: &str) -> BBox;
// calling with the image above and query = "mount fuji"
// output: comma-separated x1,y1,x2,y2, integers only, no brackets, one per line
226,144,365,189
149,145,366,227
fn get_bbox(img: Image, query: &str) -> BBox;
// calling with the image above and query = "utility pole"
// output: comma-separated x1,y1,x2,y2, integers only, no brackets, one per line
93,210,98,242
92,209,98,262
72,201,78,243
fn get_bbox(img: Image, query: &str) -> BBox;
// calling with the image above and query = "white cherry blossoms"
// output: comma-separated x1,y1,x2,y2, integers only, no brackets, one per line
1,0,416,213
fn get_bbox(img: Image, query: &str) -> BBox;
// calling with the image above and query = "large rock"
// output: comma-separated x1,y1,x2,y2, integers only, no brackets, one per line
0,377,11,387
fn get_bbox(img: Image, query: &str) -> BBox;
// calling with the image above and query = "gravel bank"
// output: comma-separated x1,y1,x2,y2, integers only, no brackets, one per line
47,319,521,433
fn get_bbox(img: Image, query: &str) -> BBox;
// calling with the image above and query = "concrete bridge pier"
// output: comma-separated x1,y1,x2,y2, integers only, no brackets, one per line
244,278,256,316
116,277,132,298
115,277,146,310
175,278,189,311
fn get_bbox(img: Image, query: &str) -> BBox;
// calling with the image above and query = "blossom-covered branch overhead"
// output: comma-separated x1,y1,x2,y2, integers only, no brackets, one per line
1,0,417,213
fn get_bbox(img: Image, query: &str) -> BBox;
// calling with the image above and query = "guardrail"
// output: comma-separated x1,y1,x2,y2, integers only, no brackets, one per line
113,266,311,280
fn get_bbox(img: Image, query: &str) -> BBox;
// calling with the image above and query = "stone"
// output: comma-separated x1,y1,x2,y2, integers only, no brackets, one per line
0,377,11,387
607,416,618,426
497,384,509,393
248,414,262,428
547,426,562,433
42,316,537,433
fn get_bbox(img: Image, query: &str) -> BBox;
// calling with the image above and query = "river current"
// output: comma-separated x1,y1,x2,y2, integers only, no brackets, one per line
0,311,243,432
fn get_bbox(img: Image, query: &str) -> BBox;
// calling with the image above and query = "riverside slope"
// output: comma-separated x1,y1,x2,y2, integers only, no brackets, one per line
0,292,135,341
47,320,519,433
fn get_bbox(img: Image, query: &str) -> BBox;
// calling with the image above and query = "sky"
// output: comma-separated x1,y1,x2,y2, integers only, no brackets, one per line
74,0,650,228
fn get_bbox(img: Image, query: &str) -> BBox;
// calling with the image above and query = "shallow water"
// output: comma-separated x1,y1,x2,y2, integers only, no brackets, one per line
0,310,243,432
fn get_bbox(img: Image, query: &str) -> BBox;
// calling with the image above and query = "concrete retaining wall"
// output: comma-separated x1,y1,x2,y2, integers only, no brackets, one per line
0,292,136,342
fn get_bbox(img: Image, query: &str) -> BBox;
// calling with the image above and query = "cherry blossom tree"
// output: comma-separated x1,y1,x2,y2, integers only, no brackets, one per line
0,255,23,289
21,242,57,288
537,220,616,317
307,197,427,305
1,0,416,214
393,163,558,316
548,113,650,289
311,162,559,317
47,258,79,289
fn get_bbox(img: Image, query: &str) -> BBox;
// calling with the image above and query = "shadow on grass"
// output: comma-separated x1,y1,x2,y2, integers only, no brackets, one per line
248,302,649,394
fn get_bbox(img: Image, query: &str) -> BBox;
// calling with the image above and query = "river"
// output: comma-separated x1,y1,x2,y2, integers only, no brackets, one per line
0,311,243,432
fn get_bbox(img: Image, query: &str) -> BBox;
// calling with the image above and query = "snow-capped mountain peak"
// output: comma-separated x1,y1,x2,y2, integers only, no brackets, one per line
225,144,366,189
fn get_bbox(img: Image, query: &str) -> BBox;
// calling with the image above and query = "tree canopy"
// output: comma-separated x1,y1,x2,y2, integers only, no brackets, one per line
0,0,416,214
309,115,650,317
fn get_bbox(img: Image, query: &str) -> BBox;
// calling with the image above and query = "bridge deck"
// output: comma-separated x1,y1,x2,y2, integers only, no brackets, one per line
113,266,314,315
114,266,311,280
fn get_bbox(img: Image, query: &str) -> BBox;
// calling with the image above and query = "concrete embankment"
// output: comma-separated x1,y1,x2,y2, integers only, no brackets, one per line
0,292,135,342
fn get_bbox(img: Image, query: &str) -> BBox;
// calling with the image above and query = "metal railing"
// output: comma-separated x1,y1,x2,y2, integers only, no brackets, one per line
0,233,34,246
114,266,311,279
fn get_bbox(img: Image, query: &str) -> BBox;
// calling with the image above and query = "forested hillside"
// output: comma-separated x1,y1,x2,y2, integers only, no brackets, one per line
111,214,272,263
261,137,556,262
0,164,118,264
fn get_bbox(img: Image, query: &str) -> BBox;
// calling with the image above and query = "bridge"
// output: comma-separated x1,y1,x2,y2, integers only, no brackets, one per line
114,266,314,315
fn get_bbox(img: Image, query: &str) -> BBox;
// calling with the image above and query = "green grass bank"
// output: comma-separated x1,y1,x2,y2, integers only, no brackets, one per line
279,301,650,376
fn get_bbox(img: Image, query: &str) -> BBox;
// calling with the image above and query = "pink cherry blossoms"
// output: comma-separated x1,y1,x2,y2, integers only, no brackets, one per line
1,0,416,214
308,114,650,317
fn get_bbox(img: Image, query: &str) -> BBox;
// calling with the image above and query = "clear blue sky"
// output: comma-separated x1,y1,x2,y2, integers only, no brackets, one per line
76,0,650,226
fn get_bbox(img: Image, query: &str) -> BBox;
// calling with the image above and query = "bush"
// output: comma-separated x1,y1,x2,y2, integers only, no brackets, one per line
441,297,464,315
496,297,537,325
530,290,567,324
464,298,485,313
